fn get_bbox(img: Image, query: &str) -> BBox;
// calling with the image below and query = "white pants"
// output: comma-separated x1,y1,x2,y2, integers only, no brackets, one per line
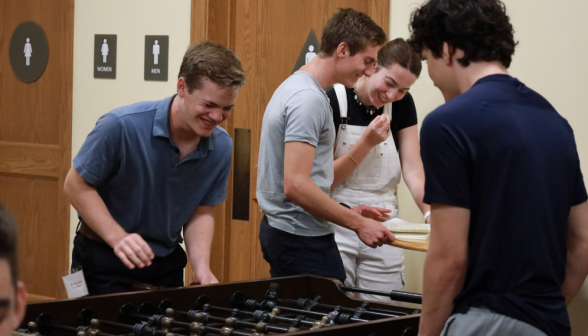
330,199,405,303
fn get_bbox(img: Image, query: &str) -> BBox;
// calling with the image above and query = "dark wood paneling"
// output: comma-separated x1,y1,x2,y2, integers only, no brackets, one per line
0,0,74,299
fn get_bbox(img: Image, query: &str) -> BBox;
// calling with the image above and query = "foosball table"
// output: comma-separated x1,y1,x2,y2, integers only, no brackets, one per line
18,276,422,336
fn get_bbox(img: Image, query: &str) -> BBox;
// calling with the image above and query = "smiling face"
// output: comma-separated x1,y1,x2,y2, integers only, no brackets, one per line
176,77,240,138
0,260,25,336
335,43,379,88
365,63,417,108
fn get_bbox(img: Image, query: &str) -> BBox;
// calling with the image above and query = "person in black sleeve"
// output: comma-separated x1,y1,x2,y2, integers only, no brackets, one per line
326,38,430,302
408,0,588,335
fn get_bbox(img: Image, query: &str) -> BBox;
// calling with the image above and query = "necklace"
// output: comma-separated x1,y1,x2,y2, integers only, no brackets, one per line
353,82,376,115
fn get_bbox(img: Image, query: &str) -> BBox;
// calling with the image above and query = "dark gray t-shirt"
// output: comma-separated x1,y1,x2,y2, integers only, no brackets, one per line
257,72,335,236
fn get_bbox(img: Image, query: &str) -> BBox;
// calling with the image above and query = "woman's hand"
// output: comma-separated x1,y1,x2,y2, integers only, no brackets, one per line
362,114,391,147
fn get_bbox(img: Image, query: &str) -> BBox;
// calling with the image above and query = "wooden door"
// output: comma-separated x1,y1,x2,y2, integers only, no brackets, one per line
0,0,74,299
188,0,389,284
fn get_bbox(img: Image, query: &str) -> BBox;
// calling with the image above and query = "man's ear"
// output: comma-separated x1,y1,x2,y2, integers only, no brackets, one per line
12,281,26,330
443,42,465,67
177,77,187,98
442,42,455,66
336,42,349,58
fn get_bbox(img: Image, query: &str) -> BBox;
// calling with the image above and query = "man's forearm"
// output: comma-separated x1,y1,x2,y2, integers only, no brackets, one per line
562,247,588,305
418,205,469,336
419,255,466,336
64,168,127,247
286,175,364,231
183,209,215,279
562,202,588,305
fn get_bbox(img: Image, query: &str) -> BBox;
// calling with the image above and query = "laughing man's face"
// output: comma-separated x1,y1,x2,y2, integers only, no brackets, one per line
0,260,26,336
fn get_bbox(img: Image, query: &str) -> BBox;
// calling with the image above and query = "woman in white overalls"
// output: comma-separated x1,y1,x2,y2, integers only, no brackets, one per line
326,38,430,302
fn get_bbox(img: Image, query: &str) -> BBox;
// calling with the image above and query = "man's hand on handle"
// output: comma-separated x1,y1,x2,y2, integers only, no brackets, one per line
351,204,395,248
112,233,155,269
193,268,219,285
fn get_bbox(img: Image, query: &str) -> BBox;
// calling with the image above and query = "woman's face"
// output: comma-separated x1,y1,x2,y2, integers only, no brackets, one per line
365,63,417,108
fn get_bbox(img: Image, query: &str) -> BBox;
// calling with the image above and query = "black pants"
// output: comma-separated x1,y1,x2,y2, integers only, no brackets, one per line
259,216,346,283
72,233,187,295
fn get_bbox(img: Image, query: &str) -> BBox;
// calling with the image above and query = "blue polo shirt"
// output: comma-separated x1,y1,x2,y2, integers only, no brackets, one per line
421,75,587,336
74,95,232,256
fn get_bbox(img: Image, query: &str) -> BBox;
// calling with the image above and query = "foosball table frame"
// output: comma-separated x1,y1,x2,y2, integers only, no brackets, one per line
20,275,421,336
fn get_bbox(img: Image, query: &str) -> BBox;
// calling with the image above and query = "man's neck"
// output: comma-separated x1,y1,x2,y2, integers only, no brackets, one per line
297,55,338,89
456,61,510,95
169,95,201,146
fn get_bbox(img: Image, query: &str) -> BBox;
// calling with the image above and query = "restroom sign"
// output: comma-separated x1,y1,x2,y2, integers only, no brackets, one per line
144,35,169,81
94,34,117,79
292,29,320,74
9,21,49,83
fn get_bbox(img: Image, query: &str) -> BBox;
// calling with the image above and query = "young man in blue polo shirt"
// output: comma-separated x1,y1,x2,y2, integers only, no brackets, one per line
64,42,246,295
408,1,588,335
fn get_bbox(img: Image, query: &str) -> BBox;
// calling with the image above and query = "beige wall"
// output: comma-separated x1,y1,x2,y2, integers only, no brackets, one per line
390,0,588,334
70,0,191,254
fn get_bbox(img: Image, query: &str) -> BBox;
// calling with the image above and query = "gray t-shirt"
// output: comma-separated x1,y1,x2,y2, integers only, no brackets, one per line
257,72,336,236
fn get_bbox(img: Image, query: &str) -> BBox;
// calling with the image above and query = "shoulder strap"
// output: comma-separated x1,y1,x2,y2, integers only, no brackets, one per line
333,83,348,118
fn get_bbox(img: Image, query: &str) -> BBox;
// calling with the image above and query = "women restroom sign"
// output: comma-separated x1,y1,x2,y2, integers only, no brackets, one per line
94,34,117,79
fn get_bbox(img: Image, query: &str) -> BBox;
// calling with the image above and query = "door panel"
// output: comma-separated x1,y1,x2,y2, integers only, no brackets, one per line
0,0,74,299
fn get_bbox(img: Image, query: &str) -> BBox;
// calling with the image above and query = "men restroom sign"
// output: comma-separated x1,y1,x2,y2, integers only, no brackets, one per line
292,29,320,74
9,21,49,83
144,35,169,81
94,34,117,79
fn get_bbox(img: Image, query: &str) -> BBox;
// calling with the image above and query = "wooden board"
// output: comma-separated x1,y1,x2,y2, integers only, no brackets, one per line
389,240,429,252
26,293,55,303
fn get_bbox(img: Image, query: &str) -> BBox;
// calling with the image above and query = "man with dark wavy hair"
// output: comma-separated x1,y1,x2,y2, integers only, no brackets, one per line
408,0,588,335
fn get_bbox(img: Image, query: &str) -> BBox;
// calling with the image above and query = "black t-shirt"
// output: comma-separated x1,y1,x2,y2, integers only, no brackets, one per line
326,87,418,151
421,74,588,336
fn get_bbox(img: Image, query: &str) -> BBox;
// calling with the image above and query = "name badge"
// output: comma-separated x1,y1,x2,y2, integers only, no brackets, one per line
62,268,89,298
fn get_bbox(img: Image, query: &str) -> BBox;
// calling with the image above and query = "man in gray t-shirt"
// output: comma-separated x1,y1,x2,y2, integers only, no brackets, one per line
257,9,395,281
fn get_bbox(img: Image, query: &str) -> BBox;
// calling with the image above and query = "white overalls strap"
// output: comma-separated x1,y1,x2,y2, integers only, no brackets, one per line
333,83,348,119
